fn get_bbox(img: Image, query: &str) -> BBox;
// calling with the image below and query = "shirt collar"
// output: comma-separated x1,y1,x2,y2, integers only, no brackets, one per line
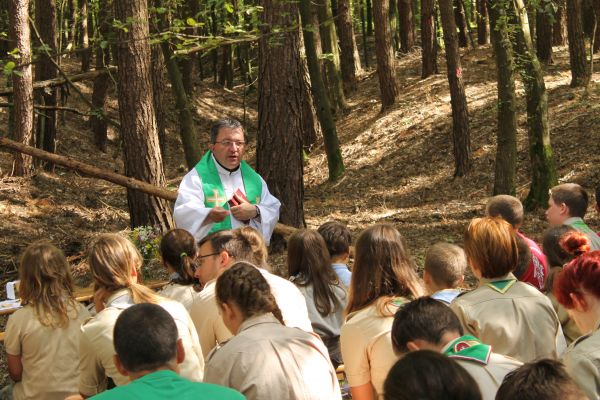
212,153,240,175
105,289,134,309
238,313,281,333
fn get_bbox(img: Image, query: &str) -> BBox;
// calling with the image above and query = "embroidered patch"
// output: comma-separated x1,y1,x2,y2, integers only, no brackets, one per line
444,335,492,365
485,279,517,294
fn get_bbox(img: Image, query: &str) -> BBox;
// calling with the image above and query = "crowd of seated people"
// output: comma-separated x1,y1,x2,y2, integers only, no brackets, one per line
1,182,599,400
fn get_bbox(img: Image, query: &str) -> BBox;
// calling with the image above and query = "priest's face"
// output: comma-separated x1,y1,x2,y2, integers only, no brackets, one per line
209,127,246,170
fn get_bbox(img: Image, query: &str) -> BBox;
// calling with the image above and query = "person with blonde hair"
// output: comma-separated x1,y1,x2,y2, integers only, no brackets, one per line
237,226,269,269
451,217,565,363
3,242,90,400
78,233,203,398
341,224,424,400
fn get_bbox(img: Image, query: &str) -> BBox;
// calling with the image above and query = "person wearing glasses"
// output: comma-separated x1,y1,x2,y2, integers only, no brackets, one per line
173,118,281,244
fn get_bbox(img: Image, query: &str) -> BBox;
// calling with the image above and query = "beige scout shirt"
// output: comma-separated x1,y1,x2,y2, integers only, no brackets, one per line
546,266,582,345
340,299,403,399
4,303,90,400
562,327,600,400
204,313,341,400
158,282,198,312
79,289,204,396
450,273,566,363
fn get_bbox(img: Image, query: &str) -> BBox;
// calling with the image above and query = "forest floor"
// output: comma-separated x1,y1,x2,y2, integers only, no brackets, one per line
0,43,600,383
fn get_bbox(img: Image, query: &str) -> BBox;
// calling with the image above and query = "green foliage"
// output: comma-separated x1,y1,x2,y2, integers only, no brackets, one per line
129,225,162,264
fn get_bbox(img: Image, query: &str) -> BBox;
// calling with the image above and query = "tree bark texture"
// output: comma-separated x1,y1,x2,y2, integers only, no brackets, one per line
337,0,362,91
367,0,374,35
566,0,590,86
257,0,307,227
511,0,558,209
398,0,415,52
297,25,322,152
421,0,438,78
9,0,34,176
34,0,58,171
360,0,370,67
593,0,600,52
536,0,554,64
477,0,490,44
373,0,398,109
553,0,568,45
114,0,173,230
455,0,469,47
439,0,471,176
488,0,518,196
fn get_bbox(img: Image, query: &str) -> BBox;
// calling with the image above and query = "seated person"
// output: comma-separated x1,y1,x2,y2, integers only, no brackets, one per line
423,242,466,304
288,229,348,367
190,229,312,357
486,195,547,289
495,359,585,400
90,303,244,399
546,183,600,250
391,297,521,400
317,221,352,288
204,262,341,400
158,229,200,311
383,350,482,400
450,217,566,362
542,226,583,344
237,226,269,270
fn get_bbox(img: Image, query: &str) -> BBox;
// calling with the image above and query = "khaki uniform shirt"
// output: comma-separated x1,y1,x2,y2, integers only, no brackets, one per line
563,327,600,400
204,313,341,400
340,300,404,399
79,290,204,396
158,282,198,312
4,303,90,400
546,266,582,345
450,273,566,363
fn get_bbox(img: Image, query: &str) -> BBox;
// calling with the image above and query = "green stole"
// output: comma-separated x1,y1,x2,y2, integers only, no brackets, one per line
443,335,492,365
194,151,262,234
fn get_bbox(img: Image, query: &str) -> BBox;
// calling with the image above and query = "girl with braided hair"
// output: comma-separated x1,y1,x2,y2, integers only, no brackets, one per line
204,262,342,400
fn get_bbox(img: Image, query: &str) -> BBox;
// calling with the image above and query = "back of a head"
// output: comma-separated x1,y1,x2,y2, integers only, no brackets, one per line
236,227,269,269
514,235,532,280
113,303,178,373
160,229,197,284
464,217,518,279
542,225,577,267
19,241,75,328
424,242,467,289
215,261,284,324
550,183,589,218
485,195,524,228
384,350,482,400
349,224,423,314
495,359,585,400
317,221,352,258
391,297,463,353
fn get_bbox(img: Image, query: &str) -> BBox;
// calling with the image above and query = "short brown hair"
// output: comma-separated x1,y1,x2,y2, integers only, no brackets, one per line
198,230,255,264
317,221,352,257
550,183,589,218
424,243,466,288
496,359,585,400
485,194,524,227
464,217,518,278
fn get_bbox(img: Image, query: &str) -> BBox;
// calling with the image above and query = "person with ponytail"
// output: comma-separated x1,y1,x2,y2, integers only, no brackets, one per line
78,234,204,398
553,231,600,399
204,262,341,400
3,242,90,400
158,229,200,311
341,224,425,400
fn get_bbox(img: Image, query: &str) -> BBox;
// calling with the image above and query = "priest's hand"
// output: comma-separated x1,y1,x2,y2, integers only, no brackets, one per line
207,206,230,223
231,203,258,221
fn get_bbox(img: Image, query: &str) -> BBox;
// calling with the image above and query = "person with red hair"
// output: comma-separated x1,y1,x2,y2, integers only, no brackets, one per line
553,231,600,399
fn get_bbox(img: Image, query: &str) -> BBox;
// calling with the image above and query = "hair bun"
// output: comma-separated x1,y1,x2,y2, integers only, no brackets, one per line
559,231,591,256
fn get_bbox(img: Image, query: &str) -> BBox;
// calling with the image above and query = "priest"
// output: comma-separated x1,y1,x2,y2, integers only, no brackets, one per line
173,119,281,244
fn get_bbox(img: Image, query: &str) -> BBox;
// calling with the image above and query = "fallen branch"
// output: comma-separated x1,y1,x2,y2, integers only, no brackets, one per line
0,102,99,117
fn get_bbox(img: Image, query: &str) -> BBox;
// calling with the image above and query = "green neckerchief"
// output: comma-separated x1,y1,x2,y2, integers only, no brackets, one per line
485,278,517,294
443,335,492,365
194,151,262,234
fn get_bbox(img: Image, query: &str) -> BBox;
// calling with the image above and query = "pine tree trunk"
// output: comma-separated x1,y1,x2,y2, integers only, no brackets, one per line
488,0,517,196
511,0,558,210
299,0,345,181
439,0,471,176
114,0,173,230
90,0,111,152
421,0,437,78
566,0,590,86
79,0,91,71
373,0,398,109
34,0,58,171
398,0,415,52
257,0,307,227
360,0,370,67
477,0,489,44
338,0,362,91
9,0,34,176
298,25,322,151
592,0,600,52
536,1,554,64
554,0,568,45
367,0,374,35
151,45,167,162
316,0,347,111
455,0,469,47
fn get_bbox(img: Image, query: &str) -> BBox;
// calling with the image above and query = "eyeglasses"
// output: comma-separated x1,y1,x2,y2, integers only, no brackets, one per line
197,252,219,260
215,140,246,148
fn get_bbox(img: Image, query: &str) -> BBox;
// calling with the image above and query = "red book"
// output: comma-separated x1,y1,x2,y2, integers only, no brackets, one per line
228,189,250,207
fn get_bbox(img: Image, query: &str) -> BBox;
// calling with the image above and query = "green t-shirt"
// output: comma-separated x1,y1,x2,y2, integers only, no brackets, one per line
91,370,245,400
